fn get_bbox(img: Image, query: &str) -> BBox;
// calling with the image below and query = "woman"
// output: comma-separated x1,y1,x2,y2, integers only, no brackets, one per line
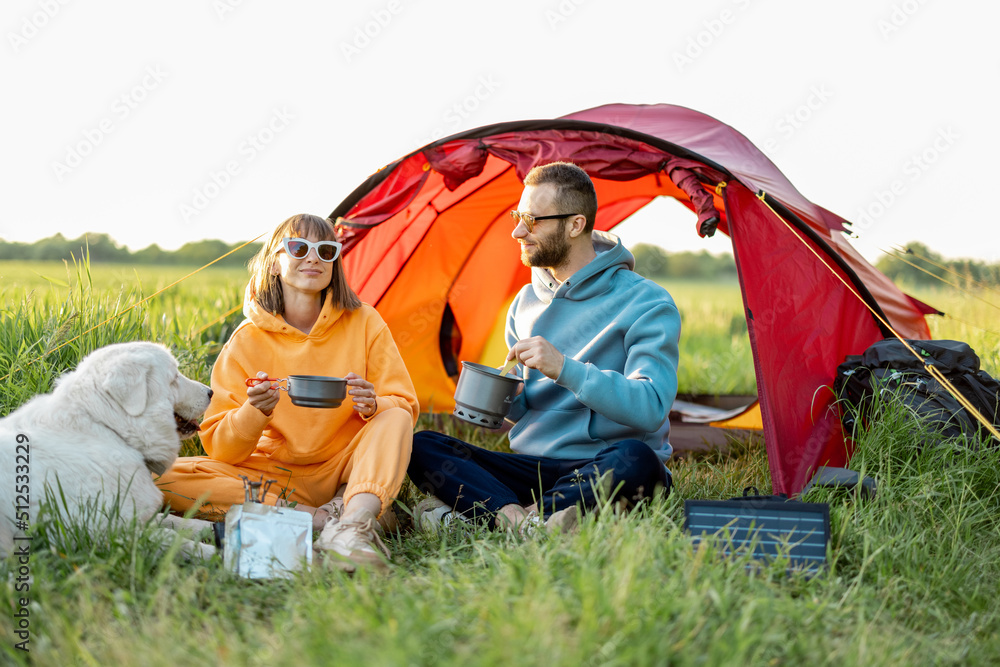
158,214,418,570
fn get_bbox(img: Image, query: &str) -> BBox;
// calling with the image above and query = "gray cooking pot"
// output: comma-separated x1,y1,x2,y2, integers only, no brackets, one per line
286,375,347,408
246,375,347,408
452,361,523,429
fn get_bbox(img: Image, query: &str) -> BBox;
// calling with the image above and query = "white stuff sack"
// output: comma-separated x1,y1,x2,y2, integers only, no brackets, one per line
223,503,312,579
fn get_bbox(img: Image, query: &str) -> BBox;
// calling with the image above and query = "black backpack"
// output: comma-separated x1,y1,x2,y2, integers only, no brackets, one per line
834,339,1000,443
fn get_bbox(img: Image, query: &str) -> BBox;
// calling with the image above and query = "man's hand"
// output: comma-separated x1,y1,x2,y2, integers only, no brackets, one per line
506,336,565,380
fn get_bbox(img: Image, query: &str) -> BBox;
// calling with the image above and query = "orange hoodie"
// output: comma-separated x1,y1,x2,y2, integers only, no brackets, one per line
199,290,419,466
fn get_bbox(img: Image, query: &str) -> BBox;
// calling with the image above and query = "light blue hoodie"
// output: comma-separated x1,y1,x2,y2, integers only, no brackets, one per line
505,231,680,462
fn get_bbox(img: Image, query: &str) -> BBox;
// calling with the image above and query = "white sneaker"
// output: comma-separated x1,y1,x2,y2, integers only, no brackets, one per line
518,510,544,538
415,496,463,533
314,511,390,572
315,485,398,534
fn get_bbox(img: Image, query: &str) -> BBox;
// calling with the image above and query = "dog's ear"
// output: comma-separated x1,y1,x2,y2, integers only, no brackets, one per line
101,363,150,417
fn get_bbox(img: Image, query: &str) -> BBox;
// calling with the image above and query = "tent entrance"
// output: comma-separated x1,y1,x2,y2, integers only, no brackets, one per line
331,104,934,494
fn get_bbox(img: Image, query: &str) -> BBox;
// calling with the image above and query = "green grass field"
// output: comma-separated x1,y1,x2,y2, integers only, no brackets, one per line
657,278,755,396
0,259,248,297
907,283,1000,374
1,260,999,665
0,262,760,397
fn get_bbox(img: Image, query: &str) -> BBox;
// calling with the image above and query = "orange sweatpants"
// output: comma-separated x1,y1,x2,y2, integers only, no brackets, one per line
157,407,412,519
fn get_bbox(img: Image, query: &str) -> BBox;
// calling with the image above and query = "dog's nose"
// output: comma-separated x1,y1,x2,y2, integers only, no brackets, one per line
207,389,214,399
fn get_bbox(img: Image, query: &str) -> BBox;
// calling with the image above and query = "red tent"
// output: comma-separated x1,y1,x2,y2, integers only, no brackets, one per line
328,103,933,495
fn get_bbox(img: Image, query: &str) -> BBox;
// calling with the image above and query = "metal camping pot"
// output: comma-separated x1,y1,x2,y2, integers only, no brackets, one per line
245,375,347,409
452,361,523,429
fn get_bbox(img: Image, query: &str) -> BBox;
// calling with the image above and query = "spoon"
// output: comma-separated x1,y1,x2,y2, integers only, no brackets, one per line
498,357,518,376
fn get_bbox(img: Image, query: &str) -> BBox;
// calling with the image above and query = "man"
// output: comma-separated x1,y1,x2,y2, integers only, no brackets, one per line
408,161,680,531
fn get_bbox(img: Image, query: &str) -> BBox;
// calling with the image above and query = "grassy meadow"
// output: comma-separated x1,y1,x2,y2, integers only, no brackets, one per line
656,279,756,397
1,260,999,665
908,283,1000,374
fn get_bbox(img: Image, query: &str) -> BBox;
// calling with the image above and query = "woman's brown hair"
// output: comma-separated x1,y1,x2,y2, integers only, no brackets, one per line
247,214,362,315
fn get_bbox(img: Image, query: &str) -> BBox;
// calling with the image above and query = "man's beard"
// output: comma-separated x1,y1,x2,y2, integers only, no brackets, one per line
520,222,570,269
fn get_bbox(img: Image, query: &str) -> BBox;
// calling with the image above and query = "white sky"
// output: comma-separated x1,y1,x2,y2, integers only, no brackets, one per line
3,0,998,264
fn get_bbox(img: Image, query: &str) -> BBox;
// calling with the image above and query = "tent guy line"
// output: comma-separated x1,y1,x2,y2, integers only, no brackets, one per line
754,191,1000,443
0,234,267,384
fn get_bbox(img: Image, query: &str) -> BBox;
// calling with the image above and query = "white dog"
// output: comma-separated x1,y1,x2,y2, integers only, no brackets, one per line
0,342,214,557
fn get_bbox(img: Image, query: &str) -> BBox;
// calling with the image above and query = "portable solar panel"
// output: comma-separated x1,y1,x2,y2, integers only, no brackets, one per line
683,498,830,575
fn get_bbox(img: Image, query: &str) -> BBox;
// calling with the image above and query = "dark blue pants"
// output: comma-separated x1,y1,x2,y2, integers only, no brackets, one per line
407,431,671,522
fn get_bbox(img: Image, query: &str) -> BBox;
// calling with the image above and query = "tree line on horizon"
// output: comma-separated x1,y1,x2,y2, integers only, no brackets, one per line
2,234,996,288
630,243,738,280
874,242,1000,288
1,233,741,278
0,233,261,267
633,241,1000,288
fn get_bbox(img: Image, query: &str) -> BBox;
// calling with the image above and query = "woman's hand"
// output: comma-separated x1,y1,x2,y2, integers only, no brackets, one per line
247,370,280,416
345,372,377,418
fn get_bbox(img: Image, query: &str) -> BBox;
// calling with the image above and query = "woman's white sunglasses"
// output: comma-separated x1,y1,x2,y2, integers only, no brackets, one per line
281,237,342,262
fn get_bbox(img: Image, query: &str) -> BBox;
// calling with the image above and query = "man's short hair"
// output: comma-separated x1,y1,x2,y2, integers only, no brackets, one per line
523,162,598,233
